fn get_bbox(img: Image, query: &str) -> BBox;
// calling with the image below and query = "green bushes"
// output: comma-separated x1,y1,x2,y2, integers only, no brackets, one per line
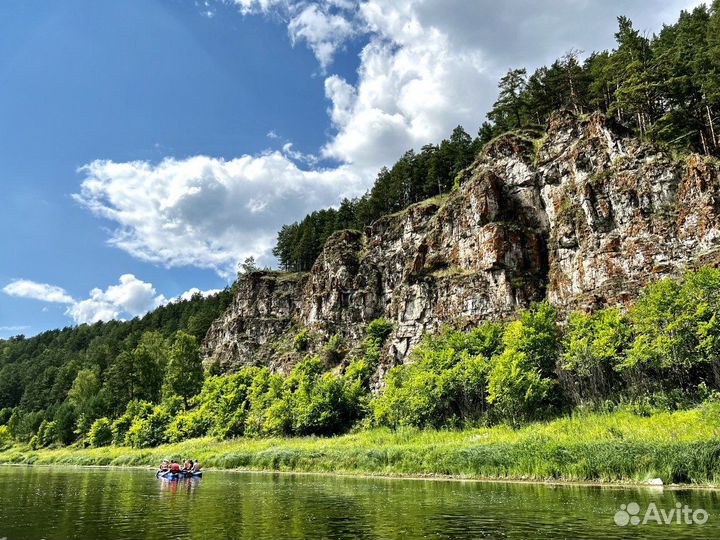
561,308,629,404
195,369,260,438
7,409,45,443
623,268,720,386
285,357,364,435
367,318,394,343
559,268,720,404
486,349,555,424
293,329,310,352
0,426,9,451
29,419,60,449
111,400,153,446
485,304,561,424
373,322,499,428
125,405,172,448
108,350,376,445
166,410,210,443
87,418,112,447
372,308,563,429
319,335,345,366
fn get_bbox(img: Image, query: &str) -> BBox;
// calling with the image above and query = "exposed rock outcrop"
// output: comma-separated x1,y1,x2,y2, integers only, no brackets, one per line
203,111,720,374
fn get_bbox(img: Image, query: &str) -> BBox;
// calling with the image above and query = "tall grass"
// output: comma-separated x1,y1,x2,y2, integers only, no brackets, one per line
3,405,720,485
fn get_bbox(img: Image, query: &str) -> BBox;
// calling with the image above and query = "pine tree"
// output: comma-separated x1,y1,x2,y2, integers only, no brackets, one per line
488,68,528,131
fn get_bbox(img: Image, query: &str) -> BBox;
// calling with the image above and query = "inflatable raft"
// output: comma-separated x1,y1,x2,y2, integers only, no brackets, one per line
156,469,203,480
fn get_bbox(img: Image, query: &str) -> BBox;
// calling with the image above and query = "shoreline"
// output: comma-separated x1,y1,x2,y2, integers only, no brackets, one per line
2,457,720,492
4,408,720,491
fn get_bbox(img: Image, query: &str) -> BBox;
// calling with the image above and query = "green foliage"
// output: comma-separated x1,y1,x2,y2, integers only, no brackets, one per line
282,357,361,436
194,370,260,439
293,329,310,352
0,287,232,446
484,8,720,155
319,334,345,366
503,302,561,375
52,402,77,445
487,68,530,129
125,405,172,448
103,332,168,414
31,420,60,448
487,349,555,425
425,322,504,359
623,268,720,391
68,368,101,416
373,308,560,429
166,409,211,444
164,331,204,407
0,426,9,450
561,308,630,403
111,400,153,446
373,330,493,429
367,318,394,344
7,409,45,443
244,369,288,437
87,418,112,447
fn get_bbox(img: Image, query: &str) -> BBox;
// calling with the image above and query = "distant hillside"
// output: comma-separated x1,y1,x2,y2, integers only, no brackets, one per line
0,288,233,442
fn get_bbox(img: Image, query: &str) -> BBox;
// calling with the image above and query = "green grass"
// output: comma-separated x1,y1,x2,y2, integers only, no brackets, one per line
3,406,720,485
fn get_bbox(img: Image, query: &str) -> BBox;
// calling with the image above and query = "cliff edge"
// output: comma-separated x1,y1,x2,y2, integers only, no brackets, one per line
203,111,720,374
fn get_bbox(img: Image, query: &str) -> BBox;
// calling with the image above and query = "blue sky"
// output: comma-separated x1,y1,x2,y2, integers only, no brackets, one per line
0,0,702,338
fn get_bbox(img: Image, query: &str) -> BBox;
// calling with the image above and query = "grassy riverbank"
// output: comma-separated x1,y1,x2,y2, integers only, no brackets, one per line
3,406,720,485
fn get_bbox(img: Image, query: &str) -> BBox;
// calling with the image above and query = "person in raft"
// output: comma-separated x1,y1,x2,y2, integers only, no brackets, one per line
160,459,169,471
169,460,182,472
192,461,201,472
183,459,192,471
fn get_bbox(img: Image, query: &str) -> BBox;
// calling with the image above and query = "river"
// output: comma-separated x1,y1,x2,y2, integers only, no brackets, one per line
1,466,720,539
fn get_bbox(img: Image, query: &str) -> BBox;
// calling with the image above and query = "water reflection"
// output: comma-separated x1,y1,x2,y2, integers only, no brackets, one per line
0,466,719,539
158,477,201,496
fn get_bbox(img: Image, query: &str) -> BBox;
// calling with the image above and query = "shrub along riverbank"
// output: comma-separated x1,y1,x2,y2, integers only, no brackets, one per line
3,405,720,486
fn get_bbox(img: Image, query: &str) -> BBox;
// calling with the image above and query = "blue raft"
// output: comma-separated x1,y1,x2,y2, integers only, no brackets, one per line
156,469,203,480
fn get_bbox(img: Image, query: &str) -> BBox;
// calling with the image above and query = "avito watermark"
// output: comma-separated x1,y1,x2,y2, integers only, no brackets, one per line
614,502,709,526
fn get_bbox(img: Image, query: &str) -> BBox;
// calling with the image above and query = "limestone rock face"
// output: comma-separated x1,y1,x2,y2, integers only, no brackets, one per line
203,111,720,373
202,272,307,373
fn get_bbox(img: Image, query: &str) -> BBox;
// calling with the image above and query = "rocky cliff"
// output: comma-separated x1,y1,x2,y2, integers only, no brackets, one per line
203,110,720,374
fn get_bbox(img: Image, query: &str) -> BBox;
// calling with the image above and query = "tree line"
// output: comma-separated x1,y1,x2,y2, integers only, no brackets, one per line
486,6,720,153
274,4,720,273
0,289,234,445
273,126,483,271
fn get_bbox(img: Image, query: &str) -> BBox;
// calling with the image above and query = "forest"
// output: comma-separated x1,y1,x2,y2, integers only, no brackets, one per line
0,288,233,446
274,4,720,272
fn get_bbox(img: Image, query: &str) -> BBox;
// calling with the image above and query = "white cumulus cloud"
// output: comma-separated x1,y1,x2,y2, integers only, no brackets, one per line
3,275,178,325
287,3,357,70
66,274,168,324
74,154,363,277
172,287,224,302
3,280,75,304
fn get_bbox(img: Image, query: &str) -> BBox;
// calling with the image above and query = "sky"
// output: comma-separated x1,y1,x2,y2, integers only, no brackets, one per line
0,0,705,338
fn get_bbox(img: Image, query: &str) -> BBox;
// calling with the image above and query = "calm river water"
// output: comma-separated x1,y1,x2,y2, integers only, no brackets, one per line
1,465,720,539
